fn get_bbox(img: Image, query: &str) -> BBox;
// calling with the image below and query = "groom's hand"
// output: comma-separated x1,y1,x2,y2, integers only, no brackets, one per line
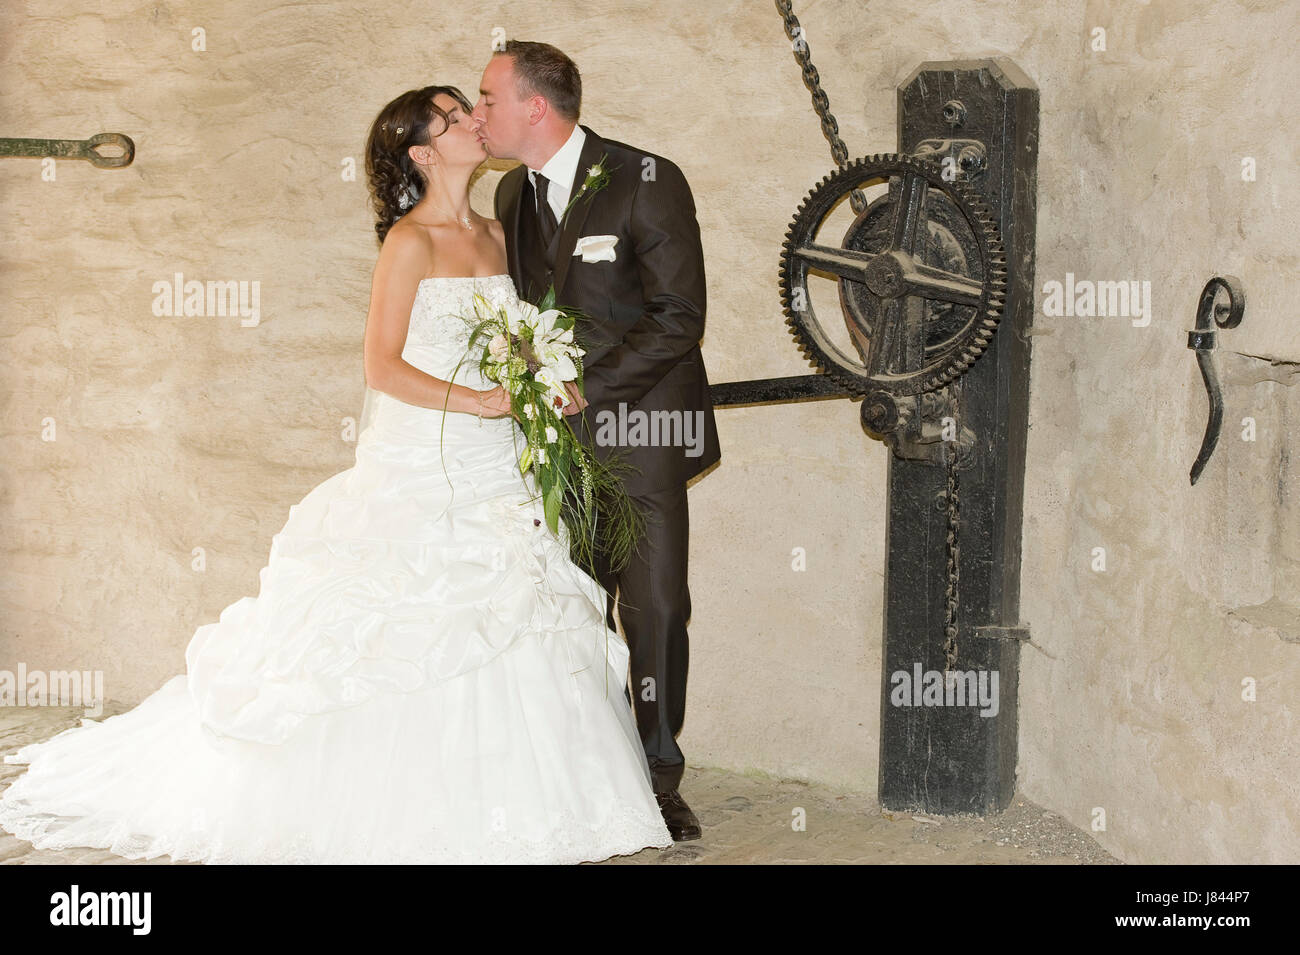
561,380,589,415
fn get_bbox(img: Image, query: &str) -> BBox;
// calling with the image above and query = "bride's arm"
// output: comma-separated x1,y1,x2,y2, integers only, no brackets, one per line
363,228,486,416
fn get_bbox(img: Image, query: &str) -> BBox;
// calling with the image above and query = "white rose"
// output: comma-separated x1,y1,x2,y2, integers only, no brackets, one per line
488,333,509,362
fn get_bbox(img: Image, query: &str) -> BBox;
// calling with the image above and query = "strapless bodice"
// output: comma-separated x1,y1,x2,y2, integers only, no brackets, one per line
403,273,518,387
360,273,520,446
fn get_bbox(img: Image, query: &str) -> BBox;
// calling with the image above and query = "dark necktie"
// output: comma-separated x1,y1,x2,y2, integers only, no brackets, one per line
534,172,560,247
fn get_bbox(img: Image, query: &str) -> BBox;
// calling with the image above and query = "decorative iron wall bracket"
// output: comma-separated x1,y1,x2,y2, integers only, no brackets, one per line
1187,274,1246,485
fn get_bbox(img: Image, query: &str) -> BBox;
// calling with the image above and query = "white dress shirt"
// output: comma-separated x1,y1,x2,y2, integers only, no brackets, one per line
527,124,586,223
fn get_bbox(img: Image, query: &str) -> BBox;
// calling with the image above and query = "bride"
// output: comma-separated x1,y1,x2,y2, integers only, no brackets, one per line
0,85,675,864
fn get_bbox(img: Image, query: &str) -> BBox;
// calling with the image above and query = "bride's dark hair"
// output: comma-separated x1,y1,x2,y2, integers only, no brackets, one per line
365,85,474,244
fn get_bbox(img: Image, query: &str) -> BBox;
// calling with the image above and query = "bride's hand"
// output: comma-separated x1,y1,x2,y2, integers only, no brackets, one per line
475,385,516,420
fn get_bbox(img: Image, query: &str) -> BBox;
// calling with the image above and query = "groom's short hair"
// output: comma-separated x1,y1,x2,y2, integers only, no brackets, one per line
497,40,581,122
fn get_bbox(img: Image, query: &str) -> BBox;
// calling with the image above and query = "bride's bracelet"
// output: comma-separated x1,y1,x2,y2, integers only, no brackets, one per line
474,390,485,419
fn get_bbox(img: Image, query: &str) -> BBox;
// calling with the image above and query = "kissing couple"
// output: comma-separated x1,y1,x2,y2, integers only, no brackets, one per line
0,39,722,864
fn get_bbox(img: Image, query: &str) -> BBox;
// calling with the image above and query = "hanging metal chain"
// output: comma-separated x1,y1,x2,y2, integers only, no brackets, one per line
941,388,962,671
775,0,867,214
776,0,963,668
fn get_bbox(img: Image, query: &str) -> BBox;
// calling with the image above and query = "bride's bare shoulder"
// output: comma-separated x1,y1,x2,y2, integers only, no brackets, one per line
373,219,434,284
385,214,433,248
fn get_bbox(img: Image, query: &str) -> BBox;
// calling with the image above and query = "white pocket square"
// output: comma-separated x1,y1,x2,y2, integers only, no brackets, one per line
573,234,618,263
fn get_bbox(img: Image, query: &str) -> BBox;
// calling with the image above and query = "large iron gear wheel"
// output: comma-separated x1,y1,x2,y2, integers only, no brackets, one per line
779,152,1007,397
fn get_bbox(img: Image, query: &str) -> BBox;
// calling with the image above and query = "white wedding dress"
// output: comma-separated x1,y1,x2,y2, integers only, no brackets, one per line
0,273,674,864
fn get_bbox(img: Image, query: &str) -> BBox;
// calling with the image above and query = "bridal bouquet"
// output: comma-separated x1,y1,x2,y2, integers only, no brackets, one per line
457,287,645,576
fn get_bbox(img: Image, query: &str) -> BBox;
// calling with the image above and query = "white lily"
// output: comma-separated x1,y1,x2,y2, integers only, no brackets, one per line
535,366,559,390
504,299,540,336
533,308,563,337
543,354,578,381
532,313,581,380
534,365,572,408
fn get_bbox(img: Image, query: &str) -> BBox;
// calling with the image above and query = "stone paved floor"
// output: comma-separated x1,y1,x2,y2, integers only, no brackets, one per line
0,703,1119,865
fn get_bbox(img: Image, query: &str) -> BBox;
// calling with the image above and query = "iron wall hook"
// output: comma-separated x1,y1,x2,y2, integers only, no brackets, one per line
1187,274,1246,485
0,133,135,168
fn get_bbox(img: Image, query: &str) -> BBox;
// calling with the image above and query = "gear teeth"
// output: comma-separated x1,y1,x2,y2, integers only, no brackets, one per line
778,151,1008,397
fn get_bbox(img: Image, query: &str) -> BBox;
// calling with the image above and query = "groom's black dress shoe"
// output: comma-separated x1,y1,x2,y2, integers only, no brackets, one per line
655,790,701,841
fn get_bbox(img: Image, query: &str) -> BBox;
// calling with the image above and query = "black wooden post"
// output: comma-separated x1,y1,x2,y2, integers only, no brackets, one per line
878,59,1039,814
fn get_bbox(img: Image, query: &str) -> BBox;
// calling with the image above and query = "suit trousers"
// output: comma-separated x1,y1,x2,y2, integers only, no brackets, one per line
575,480,691,794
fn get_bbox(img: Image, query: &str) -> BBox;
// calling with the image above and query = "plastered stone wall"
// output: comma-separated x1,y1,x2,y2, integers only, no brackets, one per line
0,0,1294,863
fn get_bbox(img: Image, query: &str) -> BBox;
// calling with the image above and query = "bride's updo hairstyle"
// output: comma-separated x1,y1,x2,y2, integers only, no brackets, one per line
365,85,474,244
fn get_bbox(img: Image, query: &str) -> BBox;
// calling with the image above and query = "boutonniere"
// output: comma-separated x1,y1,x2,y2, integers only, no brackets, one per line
559,153,616,222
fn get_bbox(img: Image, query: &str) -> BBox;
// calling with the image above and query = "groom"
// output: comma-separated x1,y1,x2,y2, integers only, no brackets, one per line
473,40,720,841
